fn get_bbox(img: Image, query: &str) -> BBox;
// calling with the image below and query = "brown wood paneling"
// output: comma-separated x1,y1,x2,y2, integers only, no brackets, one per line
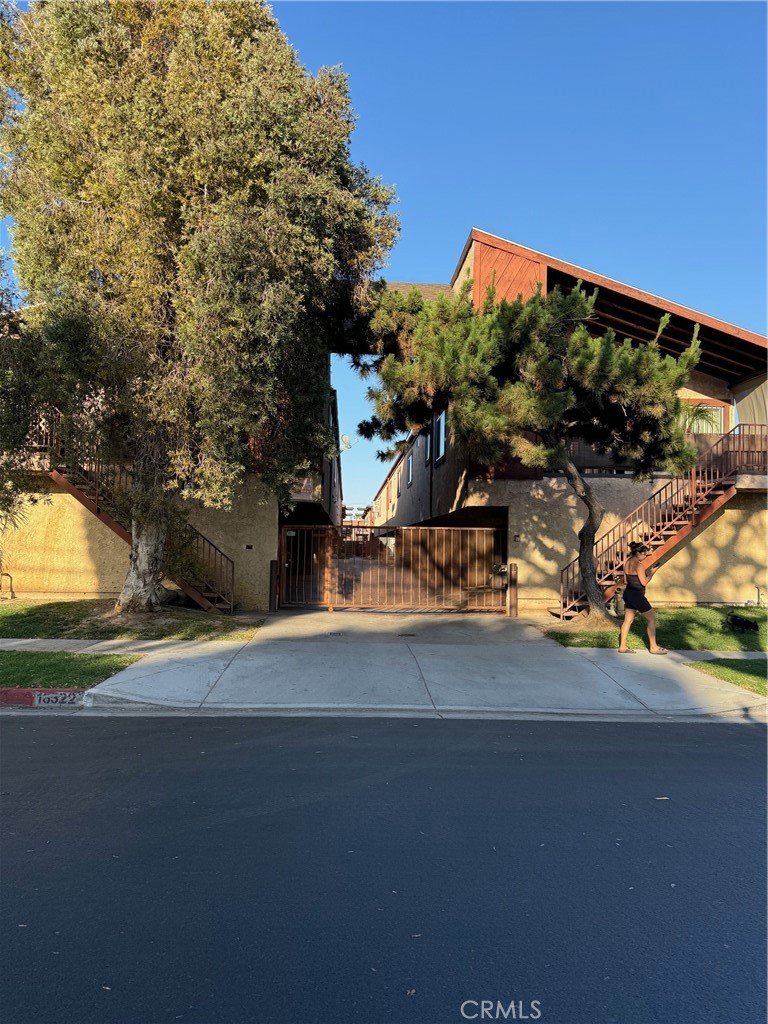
474,241,546,305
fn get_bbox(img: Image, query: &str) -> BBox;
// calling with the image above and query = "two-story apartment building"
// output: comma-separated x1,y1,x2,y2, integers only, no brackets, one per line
1,372,343,612
372,229,767,614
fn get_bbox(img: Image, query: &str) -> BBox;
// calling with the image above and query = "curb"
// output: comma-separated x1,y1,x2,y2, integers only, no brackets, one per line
75,693,768,723
0,688,84,708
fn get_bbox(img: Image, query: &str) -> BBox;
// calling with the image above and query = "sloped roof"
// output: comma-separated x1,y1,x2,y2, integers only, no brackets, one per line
386,282,453,301
454,228,766,385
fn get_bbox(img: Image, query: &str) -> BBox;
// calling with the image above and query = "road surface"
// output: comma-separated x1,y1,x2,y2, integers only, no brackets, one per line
1,716,765,1024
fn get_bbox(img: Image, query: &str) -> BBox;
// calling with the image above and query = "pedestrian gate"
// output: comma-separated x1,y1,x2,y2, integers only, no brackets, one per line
278,525,516,614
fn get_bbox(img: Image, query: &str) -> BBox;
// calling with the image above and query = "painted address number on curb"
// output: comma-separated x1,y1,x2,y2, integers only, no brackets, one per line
32,691,81,706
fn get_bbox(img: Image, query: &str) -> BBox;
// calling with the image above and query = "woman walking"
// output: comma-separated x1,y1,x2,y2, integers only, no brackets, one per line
618,541,668,654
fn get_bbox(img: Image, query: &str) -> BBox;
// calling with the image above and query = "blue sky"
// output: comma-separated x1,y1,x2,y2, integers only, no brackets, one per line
272,0,766,504
3,2,766,506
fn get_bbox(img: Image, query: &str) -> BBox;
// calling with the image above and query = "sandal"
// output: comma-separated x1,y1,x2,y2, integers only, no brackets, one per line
650,647,669,655
617,648,636,654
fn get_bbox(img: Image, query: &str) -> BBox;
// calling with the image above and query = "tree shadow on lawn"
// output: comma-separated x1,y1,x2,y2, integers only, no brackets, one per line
0,599,261,641
546,605,767,652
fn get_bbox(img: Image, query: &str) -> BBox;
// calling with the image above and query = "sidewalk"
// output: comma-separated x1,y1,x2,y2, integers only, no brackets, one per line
3,611,763,721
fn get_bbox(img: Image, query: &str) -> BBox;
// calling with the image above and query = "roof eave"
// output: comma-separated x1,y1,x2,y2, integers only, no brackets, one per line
471,228,767,350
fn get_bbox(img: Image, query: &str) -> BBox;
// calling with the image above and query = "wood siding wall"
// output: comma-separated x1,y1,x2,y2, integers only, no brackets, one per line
474,237,547,305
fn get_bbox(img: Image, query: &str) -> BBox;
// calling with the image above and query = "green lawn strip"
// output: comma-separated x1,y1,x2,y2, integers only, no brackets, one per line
0,651,140,689
687,659,767,697
0,600,262,642
545,606,767,652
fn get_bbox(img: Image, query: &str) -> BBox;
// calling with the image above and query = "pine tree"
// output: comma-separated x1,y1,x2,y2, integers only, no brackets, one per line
0,0,397,611
360,282,701,620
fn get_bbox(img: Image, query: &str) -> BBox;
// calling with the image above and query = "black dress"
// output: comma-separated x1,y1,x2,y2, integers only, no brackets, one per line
623,573,652,613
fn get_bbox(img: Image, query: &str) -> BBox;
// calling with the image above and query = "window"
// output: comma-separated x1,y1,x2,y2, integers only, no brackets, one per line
434,411,447,463
397,467,402,497
682,400,725,434
424,427,431,465
407,452,413,487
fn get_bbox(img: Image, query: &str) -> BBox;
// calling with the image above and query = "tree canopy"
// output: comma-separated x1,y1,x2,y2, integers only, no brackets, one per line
0,0,397,608
360,280,701,617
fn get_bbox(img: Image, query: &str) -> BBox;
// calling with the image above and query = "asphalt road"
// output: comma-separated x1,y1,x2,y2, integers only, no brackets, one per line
1,716,765,1024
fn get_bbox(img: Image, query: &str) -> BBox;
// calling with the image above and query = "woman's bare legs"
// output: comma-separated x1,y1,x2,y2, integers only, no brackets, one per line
642,610,668,653
619,608,636,651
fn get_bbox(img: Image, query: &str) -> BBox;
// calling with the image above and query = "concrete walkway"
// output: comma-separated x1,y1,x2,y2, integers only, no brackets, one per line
7,610,759,720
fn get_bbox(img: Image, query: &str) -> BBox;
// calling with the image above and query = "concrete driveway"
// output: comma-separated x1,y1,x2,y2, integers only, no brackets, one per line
81,611,768,721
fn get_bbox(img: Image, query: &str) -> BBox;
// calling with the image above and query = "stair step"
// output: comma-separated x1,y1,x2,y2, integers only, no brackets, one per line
559,435,765,616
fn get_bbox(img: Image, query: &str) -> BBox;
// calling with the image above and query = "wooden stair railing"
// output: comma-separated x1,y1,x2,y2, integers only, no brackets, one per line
28,411,235,613
559,424,768,619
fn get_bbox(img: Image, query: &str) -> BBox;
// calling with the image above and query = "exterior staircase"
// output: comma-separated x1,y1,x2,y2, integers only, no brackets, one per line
27,412,235,613
559,424,768,619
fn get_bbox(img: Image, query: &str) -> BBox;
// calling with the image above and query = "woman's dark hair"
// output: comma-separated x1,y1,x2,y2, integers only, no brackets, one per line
628,541,649,556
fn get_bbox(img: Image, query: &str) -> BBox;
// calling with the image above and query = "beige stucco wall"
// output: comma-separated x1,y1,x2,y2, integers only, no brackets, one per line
452,241,475,295
678,369,734,430
648,491,766,606
679,368,732,404
386,436,432,525
467,476,767,611
1,474,279,611
372,427,469,528
0,477,129,599
189,475,278,611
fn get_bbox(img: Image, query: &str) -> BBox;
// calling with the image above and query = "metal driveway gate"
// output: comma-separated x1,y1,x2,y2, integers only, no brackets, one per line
279,525,516,614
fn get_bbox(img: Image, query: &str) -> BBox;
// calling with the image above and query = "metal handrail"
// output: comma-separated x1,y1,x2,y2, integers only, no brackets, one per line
25,409,235,611
560,424,768,616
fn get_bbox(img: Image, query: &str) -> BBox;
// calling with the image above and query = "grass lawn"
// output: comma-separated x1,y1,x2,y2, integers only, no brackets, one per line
545,606,768,652
0,599,262,642
0,651,139,689
688,659,767,697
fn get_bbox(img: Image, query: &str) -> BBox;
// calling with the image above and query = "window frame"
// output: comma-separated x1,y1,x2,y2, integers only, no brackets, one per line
407,452,413,487
681,398,726,434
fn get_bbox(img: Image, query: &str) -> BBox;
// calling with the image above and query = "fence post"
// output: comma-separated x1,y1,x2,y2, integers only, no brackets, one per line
323,528,333,611
269,559,279,612
506,562,518,618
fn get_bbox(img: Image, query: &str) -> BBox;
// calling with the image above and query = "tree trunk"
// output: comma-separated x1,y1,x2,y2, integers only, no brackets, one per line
561,457,613,622
115,519,167,614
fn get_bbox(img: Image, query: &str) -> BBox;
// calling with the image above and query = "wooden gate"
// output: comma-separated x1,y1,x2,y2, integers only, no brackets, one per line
279,525,516,614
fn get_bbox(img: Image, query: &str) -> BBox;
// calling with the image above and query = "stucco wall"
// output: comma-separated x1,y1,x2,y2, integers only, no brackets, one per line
1,474,279,610
188,475,278,610
388,435,432,525
431,428,469,519
451,241,475,295
648,491,766,606
679,368,732,404
466,476,767,610
678,369,734,430
372,427,470,528
0,477,129,599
